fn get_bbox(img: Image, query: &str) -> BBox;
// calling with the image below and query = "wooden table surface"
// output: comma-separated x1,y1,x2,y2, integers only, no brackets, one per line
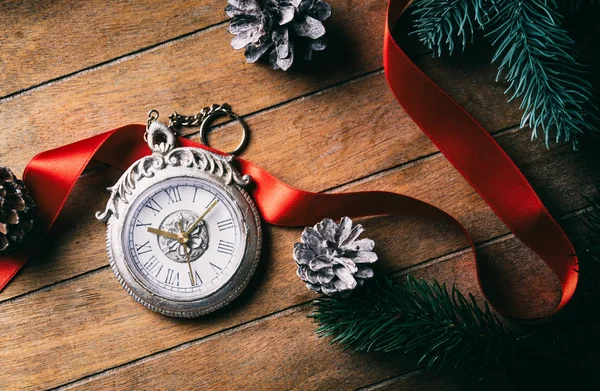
1,1,598,390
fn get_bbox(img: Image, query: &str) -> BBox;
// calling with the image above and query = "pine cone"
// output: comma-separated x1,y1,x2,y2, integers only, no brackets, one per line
226,0,332,71
294,217,378,297
0,166,35,252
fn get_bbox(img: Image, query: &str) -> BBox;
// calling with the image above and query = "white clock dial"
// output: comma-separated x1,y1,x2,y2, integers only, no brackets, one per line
122,177,247,301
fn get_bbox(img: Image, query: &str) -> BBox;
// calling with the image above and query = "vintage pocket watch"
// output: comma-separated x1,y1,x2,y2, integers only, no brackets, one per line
96,105,261,317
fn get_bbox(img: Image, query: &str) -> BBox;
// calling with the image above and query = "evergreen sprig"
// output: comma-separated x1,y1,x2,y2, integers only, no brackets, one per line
486,0,597,146
409,0,598,148
310,276,515,371
410,0,494,56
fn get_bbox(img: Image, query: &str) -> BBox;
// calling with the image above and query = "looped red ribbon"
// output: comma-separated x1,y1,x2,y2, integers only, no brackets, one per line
0,0,577,319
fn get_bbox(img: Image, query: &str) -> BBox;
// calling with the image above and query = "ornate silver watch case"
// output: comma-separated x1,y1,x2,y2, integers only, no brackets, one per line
96,120,262,317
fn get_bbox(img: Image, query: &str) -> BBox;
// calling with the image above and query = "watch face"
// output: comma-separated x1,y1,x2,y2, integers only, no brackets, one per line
122,176,247,301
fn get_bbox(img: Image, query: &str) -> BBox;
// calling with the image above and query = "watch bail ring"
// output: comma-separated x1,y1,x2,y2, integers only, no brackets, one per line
199,107,249,156
146,120,176,155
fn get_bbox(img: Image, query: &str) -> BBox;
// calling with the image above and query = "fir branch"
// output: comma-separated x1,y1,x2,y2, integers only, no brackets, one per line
410,0,496,57
310,276,515,371
486,0,598,146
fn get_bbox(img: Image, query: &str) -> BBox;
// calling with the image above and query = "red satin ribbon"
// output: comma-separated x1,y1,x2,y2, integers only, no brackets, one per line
0,0,577,319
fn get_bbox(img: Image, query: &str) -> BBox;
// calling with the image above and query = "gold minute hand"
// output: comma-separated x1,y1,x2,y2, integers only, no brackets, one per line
147,227,180,241
185,199,218,235
179,221,195,286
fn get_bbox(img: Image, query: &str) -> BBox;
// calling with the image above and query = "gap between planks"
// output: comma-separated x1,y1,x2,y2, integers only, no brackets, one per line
49,302,313,391
0,20,228,103
42,205,586,390
0,120,522,307
0,121,559,308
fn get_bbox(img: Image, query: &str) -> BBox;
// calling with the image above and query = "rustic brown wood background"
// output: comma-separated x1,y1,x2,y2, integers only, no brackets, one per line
1,1,599,390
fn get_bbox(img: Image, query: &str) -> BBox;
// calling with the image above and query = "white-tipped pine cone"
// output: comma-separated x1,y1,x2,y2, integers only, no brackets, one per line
0,166,35,252
226,0,332,70
294,217,377,297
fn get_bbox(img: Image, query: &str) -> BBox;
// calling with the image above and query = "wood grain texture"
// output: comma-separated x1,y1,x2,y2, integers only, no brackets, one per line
60,228,575,391
65,212,597,390
0,0,386,177
1,115,595,303
0,128,591,389
1,2,598,390
0,0,226,97
5,48,599,301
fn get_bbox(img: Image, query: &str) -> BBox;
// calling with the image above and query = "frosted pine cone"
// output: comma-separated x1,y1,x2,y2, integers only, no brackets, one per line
0,166,35,252
294,217,377,297
226,0,332,70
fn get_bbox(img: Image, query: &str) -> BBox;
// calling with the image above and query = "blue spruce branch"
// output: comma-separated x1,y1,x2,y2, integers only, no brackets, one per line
486,0,598,147
310,276,515,371
410,0,496,56
410,0,599,148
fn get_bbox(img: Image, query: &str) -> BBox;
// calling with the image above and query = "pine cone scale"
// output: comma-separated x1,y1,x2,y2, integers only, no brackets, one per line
228,0,261,13
226,0,331,70
294,217,378,297
0,166,35,252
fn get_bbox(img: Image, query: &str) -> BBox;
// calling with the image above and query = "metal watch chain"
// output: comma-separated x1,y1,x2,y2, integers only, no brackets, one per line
147,103,249,156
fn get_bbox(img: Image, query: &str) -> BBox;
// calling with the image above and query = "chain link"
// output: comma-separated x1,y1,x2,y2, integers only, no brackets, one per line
145,103,248,155
167,103,235,129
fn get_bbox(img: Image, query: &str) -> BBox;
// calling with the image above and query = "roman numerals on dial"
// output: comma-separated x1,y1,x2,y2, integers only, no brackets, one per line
129,181,244,292
217,240,235,255
164,186,182,204
165,269,180,286
210,262,222,273
143,256,161,274
217,218,233,231
144,198,162,216
135,241,152,255
188,270,202,285
206,196,217,208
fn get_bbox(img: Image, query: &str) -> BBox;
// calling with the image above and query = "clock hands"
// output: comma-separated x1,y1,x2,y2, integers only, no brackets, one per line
147,227,180,241
179,221,195,286
145,199,219,287
185,199,218,236
146,200,218,240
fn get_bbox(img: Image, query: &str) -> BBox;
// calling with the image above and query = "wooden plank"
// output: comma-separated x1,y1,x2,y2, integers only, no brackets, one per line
1,49,596,387
0,0,387,176
0,9,596,389
59,227,578,391
6,48,595,301
66,211,594,390
63,305,411,391
0,129,592,389
1,1,567,301
2,108,595,303
0,0,224,97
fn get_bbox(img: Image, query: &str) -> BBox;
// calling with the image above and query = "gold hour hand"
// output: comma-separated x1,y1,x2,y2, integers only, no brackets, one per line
185,199,219,235
147,227,180,241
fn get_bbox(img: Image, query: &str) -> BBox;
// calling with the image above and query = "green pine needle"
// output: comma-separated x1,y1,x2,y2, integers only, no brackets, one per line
410,0,496,57
486,0,598,147
310,276,515,371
